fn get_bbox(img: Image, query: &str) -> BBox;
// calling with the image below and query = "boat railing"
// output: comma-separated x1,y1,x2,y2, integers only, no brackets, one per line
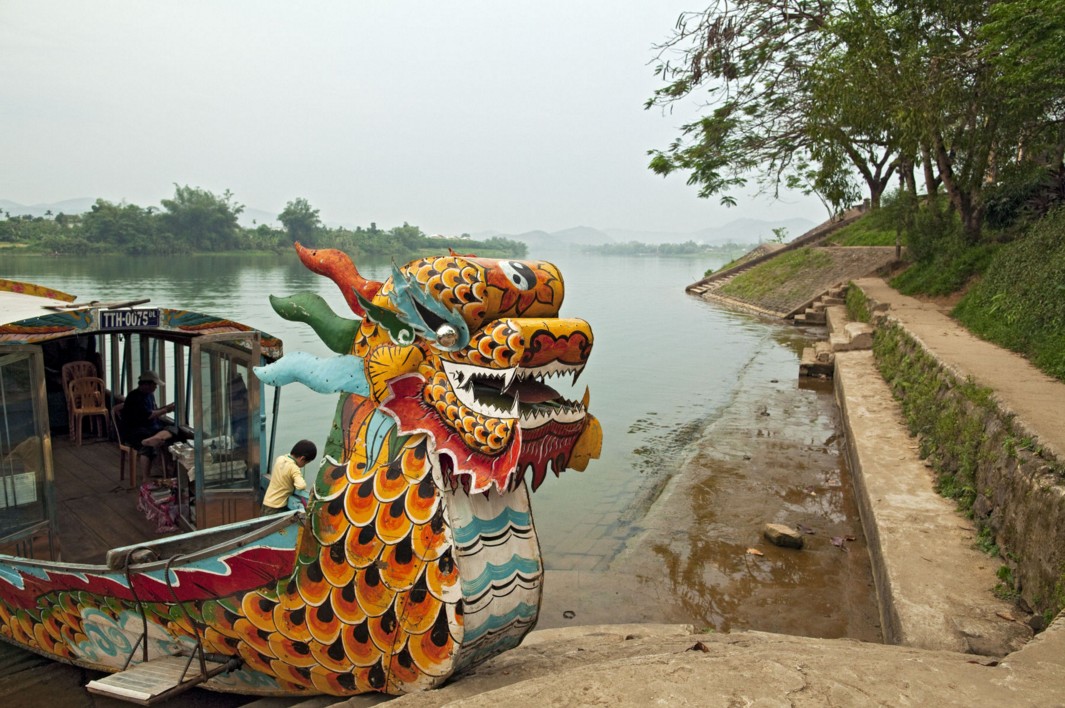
103,510,302,571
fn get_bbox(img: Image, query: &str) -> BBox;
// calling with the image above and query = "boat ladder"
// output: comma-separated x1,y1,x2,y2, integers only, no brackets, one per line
85,650,240,705
85,549,240,704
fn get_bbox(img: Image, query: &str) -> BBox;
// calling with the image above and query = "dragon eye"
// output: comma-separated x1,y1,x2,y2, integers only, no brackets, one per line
436,324,459,348
500,261,536,290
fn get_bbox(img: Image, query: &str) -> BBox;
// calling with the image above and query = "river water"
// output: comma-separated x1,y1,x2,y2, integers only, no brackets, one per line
1,250,879,703
3,250,774,555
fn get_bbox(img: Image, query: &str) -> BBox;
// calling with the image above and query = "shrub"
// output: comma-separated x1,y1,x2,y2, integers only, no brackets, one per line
825,190,911,247
984,162,1065,231
954,206,1065,381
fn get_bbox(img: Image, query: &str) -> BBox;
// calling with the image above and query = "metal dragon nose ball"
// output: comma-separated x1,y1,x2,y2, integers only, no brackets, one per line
436,324,459,348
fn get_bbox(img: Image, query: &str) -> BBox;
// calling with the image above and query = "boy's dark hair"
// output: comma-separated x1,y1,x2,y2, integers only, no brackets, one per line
291,439,317,461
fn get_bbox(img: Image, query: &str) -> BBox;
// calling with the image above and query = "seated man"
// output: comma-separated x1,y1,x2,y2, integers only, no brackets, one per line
121,370,180,478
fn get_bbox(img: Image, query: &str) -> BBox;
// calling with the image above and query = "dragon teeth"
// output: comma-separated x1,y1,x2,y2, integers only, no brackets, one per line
440,360,588,423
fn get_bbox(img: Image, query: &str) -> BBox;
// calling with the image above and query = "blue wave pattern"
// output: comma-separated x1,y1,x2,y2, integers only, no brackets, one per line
459,556,541,598
462,601,539,647
451,489,544,677
452,507,532,546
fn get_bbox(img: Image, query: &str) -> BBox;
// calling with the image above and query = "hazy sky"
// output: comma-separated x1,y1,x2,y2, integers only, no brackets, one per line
1,2,826,235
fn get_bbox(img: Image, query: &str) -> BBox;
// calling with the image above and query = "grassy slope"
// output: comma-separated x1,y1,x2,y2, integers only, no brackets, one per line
953,207,1065,381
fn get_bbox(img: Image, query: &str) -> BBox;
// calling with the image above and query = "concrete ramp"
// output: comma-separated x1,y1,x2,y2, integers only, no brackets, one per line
696,246,900,318
350,620,1065,707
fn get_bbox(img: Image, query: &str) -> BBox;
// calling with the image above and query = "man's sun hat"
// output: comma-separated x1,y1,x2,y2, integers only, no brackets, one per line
139,370,165,386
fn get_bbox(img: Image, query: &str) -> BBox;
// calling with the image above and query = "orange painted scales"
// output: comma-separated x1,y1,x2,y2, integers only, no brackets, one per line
0,246,601,700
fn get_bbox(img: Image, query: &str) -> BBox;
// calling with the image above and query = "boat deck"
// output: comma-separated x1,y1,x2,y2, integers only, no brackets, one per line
52,433,177,565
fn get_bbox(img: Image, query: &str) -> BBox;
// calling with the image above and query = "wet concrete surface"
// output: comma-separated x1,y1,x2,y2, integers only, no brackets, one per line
540,344,882,643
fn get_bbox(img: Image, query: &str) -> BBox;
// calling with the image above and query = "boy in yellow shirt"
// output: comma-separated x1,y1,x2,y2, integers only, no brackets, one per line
260,440,317,515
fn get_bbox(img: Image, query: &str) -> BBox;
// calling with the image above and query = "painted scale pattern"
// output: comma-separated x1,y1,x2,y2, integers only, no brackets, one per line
0,246,600,697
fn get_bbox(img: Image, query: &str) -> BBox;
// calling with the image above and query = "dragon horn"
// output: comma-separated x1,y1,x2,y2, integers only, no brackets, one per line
294,242,383,317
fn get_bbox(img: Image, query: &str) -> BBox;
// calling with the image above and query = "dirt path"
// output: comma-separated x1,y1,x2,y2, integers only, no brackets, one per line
856,278,1065,462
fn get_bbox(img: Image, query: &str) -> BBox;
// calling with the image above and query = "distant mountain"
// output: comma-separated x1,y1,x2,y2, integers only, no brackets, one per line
688,217,819,245
238,207,279,228
602,217,820,246
0,197,96,218
502,217,822,251
512,226,616,252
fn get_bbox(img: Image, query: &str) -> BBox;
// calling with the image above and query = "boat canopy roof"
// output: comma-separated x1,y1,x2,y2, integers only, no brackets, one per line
0,278,283,360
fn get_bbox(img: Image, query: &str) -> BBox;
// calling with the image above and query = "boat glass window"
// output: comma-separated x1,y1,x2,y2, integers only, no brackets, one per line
0,349,53,556
182,333,262,530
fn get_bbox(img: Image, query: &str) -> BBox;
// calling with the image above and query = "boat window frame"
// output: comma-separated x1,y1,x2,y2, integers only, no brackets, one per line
188,331,263,529
0,345,58,560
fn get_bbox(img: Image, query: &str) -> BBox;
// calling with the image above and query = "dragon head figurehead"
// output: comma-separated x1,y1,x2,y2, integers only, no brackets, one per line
0,245,604,700
293,243,602,495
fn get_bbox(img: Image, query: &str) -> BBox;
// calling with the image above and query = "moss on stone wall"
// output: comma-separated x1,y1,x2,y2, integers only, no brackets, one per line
873,320,1065,625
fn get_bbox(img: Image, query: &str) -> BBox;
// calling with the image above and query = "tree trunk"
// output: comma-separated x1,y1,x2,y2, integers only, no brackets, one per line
921,144,939,197
898,158,917,197
869,180,885,210
932,134,983,242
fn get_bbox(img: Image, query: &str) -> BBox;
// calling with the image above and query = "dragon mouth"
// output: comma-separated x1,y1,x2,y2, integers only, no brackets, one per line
441,360,587,427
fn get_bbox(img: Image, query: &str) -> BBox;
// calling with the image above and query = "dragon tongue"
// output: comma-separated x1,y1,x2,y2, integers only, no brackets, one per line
512,378,559,403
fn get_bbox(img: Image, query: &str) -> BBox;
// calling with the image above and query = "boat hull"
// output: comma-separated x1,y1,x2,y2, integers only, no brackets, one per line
0,514,307,696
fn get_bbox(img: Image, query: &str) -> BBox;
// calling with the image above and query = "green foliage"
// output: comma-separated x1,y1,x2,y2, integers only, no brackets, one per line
953,207,1065,381
0,214,70,247
159,185,243,251
902,199,963,264
888,200,998,296
278,197,321,245
649,0,1065,239
80,199,167,255
646,2,881,214
891,245,998,298
993,565,1019,601
826,192,912,246
976,526,1000,557
983,162,1065,231
0,191,525,260
844,284,870,323
303,223,525,261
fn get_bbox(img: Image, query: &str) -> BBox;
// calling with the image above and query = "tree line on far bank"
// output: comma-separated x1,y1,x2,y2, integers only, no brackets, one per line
582,240,754,259
0,188,526,260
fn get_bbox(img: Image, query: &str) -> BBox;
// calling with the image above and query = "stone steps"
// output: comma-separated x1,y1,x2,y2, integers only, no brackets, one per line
798,283,875,378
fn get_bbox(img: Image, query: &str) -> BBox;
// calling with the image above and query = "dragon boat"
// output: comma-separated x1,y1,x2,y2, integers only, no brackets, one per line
0,245,601,703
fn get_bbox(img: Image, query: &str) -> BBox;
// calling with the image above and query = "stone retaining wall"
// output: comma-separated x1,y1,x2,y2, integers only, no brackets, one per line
872,320,1065,626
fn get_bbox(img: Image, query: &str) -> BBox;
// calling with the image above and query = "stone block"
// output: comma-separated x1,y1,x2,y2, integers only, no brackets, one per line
844,322,874,349
826,305,849,335
764,523,804,549
800,347,834,377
